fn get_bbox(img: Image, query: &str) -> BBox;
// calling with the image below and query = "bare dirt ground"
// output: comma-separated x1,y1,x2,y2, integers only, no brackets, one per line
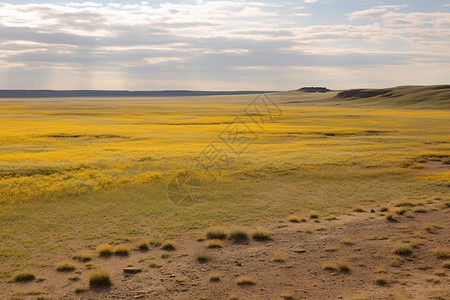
6,202,449,300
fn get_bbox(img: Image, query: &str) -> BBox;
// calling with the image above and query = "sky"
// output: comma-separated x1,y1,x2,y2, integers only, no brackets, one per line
0,0,449,90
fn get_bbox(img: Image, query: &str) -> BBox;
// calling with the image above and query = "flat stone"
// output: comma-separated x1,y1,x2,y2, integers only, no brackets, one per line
123,267,142,274
294,249,306,253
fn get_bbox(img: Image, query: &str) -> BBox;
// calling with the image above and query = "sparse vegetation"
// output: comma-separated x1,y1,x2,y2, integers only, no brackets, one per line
206,227,228,240
96,243,114,257
13,272,35,283
236,276,255,285
114,245,130,256
251,228,272,241
309,211,319,219
161,240,176,251
424,224,441,233
353,206,366,212
138,241,149,251
394,244,413,256
72,253,92,262
206,239,223,248
323,262,350,273
56,263,76,272
281,292,295,300
443,260,450,269
197,254,210,263
89,271,112,288
375,277,389,286
68,275,80,282
432,248,450,259
272,251,286,262
229,228,249,242
341,238,355,246
426,276,441,284
288,215,304,223
148,260,163,268
385,213,396,222
209,272,221,282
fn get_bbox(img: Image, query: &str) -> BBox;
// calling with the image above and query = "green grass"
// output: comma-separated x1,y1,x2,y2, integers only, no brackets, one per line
229,228,249,242
206,227,228,240
89,271,112,288
236,276,255,285
96,244,114,257
13,272,35,282
55,263,76,272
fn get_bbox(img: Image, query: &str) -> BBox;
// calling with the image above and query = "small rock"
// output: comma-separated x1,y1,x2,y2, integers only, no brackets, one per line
338,296,343,299
123,267,142,274
370,209,375,213
294,249,306,253
169,274,176,278
235,261,242,266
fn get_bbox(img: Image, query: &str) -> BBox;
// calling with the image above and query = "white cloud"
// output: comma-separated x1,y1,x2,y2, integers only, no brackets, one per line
305,0,317,3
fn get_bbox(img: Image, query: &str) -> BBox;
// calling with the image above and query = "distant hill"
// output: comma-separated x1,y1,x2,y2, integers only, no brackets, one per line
278,85,450,109
0,90,274,98
334,85,450,109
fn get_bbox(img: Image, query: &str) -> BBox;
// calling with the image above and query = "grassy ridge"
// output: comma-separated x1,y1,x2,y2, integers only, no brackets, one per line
277,85,450,109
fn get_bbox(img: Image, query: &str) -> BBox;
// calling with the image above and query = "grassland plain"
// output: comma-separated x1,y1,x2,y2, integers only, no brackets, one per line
0,91,449,298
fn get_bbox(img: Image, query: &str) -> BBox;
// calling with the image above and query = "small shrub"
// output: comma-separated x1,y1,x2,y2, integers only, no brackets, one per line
236,276,255,285
114,245,130,256
389,256,403,267
375,277,389,286
443,260,450,269
380,207,389,212
394,244,413,256
272,251,286,262
89,271,112,288
149,240,161,247
206,227,228,240
56,263,76,272
324,246,338,252
148,260,162,268
138,242,149,251
288,215,303,223
309,211,319,219
385,213,396,222
353,206,366,212
251,228,272,241
281,292,294,300
396,208,407,215
96,243,114,257
341,238,355,246
229,228,249,242
68,275,80,282
394,201,416,207
161,253,169,259
209,272,220,282
197,254,210,263
432,248,450,259
73,253,92,262
426,276,441,284
424,224,441,233
75,286,87,293
161,240,176,251
414,208,428,214
206,239,223,249
323,262,350,273
13,272,35,282
325,215,338,221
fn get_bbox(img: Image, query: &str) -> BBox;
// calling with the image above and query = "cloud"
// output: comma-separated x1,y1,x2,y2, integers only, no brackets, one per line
0,1,449,90
304,0,317,3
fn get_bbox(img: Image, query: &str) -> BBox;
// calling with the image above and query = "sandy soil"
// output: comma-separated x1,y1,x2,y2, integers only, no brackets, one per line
5,202,449,300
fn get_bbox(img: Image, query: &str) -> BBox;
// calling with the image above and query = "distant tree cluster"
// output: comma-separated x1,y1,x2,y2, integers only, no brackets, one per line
298,87,331,93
